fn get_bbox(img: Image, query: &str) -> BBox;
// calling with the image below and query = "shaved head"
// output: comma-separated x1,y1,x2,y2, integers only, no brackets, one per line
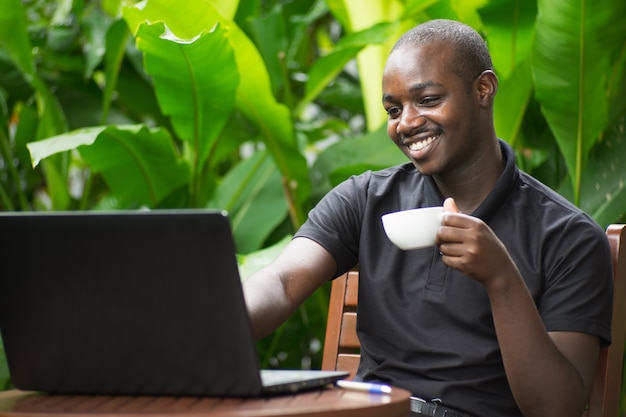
392,19,494,87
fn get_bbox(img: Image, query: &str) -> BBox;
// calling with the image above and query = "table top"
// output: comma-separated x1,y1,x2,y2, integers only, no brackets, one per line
0,387,411,417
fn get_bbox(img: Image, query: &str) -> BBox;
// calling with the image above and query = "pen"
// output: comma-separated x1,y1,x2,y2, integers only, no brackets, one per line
335,379,392,394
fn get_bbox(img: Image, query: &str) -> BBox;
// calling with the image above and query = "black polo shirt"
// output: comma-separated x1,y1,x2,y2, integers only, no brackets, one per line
295,140,613,417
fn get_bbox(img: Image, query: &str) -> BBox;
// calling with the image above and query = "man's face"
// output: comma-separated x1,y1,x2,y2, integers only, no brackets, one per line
382,42,481,177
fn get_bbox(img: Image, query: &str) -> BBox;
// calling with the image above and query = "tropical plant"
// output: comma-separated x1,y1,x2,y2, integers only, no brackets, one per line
0,1,625,410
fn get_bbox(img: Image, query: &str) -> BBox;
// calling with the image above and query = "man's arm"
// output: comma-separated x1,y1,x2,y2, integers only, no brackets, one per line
437,198,600,417
486,268,599,417
243,237,337,340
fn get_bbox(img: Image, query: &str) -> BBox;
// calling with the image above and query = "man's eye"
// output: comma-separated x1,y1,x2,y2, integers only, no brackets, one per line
386,107,401,118
421,96,440,106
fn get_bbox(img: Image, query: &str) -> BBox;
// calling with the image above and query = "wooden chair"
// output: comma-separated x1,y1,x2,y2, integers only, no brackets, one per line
322,224,626,416
585,224,626,417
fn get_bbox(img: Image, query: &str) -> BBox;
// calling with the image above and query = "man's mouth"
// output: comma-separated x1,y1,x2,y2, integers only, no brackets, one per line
404,135,438,151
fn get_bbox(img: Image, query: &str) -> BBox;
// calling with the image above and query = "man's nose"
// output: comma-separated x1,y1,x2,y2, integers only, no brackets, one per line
397,109,427,134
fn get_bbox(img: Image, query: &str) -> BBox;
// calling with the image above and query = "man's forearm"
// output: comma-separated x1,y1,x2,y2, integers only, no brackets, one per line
486,268,597,417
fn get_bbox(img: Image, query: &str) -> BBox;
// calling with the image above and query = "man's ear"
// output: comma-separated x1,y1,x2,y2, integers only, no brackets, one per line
476,70,498,107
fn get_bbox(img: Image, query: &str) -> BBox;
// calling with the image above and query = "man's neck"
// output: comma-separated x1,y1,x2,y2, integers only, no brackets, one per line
434,140,504,214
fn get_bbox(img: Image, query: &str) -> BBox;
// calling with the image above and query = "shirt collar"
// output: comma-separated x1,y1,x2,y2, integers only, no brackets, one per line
472,139,519,221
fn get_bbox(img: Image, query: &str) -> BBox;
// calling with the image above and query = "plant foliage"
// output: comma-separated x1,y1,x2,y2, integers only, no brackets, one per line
0,0,624,404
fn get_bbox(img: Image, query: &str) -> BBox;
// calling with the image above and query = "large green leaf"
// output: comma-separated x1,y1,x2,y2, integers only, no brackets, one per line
208,0,239,20
135,21,239,180
327,0,404,131
532,0,616,203
31,79,69,140
298,22,398,114
82,5,111,79
492,58,533,146
0,0,70,210
246,5,286,99
210,150,287,253
227,23,309,224
0,0,34,76
124,0,310,225
480,0,535,146
310,125,405,200
480,0,536,79
560,116,626,227
101,18,130,124
0,0,68,138
28,125,190,207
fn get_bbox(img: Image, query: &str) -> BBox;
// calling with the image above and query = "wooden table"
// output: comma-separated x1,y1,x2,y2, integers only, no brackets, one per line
0,387,411,417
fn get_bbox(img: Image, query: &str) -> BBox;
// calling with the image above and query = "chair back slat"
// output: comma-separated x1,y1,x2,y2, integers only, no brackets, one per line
338,312,359,348
344,271,359,307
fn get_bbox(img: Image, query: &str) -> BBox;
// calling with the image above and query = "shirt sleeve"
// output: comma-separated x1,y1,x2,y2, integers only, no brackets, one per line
538,213,613,346
294,173,370,277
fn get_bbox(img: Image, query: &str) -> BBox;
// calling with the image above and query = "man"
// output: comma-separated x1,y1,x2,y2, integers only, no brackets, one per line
243,19,613,417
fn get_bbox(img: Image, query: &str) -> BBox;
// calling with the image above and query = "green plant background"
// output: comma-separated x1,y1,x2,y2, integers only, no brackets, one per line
0,0,624,411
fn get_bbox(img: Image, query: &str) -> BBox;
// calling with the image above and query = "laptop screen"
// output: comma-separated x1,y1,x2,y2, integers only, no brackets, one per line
0,210,267,396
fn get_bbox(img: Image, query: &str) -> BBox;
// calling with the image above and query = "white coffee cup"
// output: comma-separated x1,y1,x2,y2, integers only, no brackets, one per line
381,206,444,250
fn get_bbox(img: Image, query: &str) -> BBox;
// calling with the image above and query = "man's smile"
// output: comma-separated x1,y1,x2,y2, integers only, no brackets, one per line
405,135,438,151
401,132,440,153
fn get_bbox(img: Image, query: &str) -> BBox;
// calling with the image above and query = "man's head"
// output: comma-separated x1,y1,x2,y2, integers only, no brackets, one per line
393,19,494,90
382,19,498,178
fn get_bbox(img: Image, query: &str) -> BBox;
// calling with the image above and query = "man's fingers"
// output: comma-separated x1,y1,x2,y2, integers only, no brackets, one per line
443,197,460,213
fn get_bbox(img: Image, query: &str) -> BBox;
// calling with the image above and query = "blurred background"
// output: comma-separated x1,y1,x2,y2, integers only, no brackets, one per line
0,0,624,411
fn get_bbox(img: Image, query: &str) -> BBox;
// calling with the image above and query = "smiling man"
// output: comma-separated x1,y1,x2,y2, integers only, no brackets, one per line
243,20,613,417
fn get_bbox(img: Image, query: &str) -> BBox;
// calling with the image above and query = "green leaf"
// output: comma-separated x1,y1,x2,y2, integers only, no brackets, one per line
479,0,537,80
310,125,405,199
32,78,69,139
402,0,442,18
0,333,11,390
135,22,238,176
209,0,240,20
0,0,35,77
28,125,190,207
211,150,287,253
82,6,111,79
41,158,71,211
102,0,123,17
79,127,190,207
451,0,490,30
124,0,310,225
101,18,129,124
493,58,533,146
228,25,309,222
577,116,626,227
0,0,68,139
327,0,404,131
300,46,361,112
299,22,398,113
28,126,107,167
246,5,286,98
532,0,617,203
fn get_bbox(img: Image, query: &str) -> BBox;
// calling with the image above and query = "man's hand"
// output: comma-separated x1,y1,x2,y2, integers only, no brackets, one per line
437,197,517,289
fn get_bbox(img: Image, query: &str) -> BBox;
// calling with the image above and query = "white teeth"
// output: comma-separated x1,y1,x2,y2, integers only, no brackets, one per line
407,136,436,151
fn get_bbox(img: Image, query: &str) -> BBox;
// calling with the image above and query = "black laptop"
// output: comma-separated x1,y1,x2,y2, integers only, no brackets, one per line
0,210,348,396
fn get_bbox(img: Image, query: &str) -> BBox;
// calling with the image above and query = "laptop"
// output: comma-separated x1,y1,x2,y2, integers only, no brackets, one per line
0,210,348,397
